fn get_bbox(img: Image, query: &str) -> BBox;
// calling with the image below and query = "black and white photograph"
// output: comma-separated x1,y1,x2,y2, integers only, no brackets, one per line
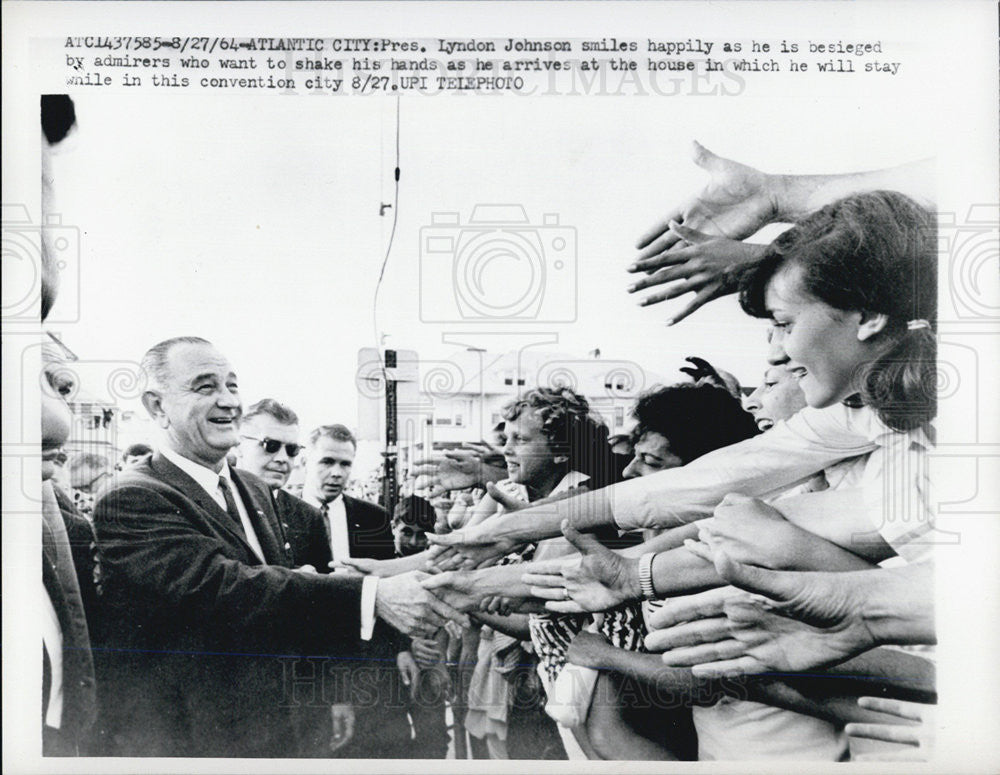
3,2,999,772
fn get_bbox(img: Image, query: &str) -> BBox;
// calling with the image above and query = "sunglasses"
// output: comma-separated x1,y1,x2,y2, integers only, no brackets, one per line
242,436,302,457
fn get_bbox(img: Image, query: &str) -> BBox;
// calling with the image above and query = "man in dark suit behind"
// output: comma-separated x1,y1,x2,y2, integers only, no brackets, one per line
300,423,415,757
301,424,395,562
92,337,468,757
236,397,367,755
234,398,329,573
41,339,97,756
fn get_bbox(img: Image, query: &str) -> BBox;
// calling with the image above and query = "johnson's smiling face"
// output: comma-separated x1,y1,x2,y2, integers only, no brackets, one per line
146,342,242,470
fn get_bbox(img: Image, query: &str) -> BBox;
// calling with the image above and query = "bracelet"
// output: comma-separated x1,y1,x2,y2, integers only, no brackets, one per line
638,552,657,600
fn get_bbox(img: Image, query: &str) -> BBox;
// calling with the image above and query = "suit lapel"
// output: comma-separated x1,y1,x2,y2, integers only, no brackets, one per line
41,480,97,738
343,495,359,556
149,453,262,561
230,470,287,566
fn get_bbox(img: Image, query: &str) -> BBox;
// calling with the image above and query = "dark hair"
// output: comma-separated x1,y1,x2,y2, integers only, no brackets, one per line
41,95,78,322
393,495,437,533
122,443,153,460
244,398,299,426
69,451,110,473
501,387,614,488
632,382,760,463
309,423,357,450
41,95,77,146
739,191,936,431
141,336,213,390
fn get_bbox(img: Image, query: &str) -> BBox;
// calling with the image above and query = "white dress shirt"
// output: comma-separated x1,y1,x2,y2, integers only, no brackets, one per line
298,488,378,640
305,493,351,565
41,480,67,730
160,446,266,562
41,579,64,729
159,448,377,640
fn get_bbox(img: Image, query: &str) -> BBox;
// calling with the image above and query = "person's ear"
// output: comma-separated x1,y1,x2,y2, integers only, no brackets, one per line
141,390,169,429
553,454,569,465
857,311,889,342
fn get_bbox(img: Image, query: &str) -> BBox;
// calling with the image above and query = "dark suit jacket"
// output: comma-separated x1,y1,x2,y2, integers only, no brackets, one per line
92,453,367,757
277,490,412,756
343,494,396,561
275,490,408,653
42,480,98,756
52,483,101,638
272,488,333,572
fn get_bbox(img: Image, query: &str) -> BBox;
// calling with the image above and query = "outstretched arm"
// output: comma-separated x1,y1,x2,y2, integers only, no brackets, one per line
655,553,934,676
631,142,934,325
524,524,723,614
336,552,429,577
566,630,732,705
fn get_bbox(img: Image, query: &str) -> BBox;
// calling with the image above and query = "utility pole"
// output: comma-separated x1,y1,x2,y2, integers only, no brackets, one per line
382,349,398,511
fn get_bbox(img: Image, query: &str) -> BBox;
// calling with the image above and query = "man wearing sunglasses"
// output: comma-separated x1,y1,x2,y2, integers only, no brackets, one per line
235,400,333,573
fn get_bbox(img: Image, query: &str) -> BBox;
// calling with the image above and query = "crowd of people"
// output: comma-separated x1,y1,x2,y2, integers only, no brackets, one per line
39,94,937,761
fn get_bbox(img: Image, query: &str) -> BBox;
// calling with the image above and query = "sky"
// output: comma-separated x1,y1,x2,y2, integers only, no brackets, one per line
46,89,938,438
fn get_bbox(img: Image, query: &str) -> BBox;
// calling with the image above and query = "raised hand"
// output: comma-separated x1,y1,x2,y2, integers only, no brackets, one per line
629,142,780,324
420,570,490,613
677,355,726,385
426,517,519,570
522,521,641,613
410,443,507,497
629,223,768,324
657,552,879,676
643,585,742,653
635,141,781,256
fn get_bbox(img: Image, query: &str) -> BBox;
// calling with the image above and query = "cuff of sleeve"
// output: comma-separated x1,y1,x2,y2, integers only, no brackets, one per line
610,477,651,530
361,575,379,641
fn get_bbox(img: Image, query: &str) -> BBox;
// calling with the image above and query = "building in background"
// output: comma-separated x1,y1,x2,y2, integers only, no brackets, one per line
356,347,671,486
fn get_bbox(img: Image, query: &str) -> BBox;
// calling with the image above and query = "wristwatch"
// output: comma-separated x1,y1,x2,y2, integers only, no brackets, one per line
638,552,657,600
